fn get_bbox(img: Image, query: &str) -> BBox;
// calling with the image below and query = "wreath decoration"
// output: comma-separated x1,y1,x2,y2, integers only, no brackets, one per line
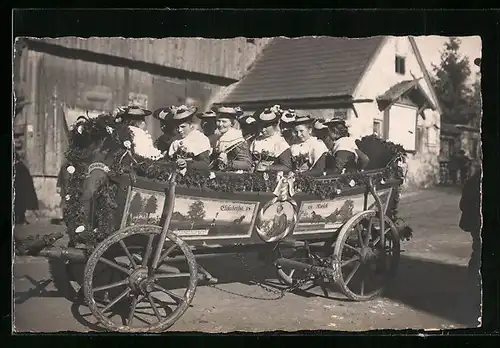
62,113,412,248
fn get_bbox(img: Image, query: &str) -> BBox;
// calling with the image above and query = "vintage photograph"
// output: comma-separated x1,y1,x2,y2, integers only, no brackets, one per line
169,195,258,239
13,33,482,333
256,199,296,242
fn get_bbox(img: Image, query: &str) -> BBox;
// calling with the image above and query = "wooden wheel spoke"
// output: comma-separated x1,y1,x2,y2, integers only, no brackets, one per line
345,262,360,286
343,243,361,255
99,257,132,275
360,278,365,296
147,294,163,321
355,225,365,247
127,295,141,326
119,240,137,268
93,279,129,293
157,244,178,268
153,284,184,304
101,288,131,313
142,234,155,267
371,228,391,246
341,255,360,267
154,272,191,279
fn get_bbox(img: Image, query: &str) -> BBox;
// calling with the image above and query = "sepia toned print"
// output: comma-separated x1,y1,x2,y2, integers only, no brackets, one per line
13,34,481,333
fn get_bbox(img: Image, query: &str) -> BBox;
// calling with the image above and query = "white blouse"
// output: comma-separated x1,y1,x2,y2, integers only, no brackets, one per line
250,133,290,158
168,129,212,158
332,136,359,161
129,126,164,160
215,128,245,153
290,136,328,167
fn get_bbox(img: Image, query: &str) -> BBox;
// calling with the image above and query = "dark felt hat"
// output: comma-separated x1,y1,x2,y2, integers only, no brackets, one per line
474,57,481,67
114,105,152,123
196,110,217,120
213,106,244,119
313,117,345,130
152,105,198,124
290,115,315,127
255,105,283,127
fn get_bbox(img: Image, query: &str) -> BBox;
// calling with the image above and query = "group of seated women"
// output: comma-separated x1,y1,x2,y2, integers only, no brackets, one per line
114,104,370,176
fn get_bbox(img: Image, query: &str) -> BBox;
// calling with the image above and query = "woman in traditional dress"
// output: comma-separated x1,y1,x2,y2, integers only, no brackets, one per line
152,107,179,153
197,111,219,148
289,115,328,176
167,105,212,170
114,105,165,161
280,109,299,145
249,105,292,172
314,118,370,174
200,106,252,172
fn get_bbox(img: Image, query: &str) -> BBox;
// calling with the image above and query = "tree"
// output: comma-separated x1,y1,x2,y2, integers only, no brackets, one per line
431,37,475,125
187,200,206,222
129,193,144,220
144,195,158,222
469,72,482,129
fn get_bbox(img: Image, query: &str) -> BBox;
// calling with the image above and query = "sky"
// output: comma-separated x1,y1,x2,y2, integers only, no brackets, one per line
414,35,481,83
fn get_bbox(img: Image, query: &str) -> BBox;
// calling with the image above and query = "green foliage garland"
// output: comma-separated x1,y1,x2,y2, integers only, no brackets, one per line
63,113,411,247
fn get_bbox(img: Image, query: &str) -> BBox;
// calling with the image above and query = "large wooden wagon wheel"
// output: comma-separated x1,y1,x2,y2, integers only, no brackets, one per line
333,210,400,301
83,225,198,333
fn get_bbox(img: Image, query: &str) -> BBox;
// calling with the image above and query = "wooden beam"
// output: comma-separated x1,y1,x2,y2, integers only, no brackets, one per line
23,38,238,87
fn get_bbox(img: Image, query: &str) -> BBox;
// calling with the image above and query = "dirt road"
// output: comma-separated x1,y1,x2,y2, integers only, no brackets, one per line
13,187,481,332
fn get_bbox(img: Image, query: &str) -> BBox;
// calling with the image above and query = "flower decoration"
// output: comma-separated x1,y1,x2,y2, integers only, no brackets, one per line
115,117,122,123
209,172,216,180
269,104,282,115
65,194,71,201
62,111,409,247
380,178,386,185
123,140,132,149
106,126,114,134
349,179,356,187
246,117,256,124
66,165,75,174
75,225,86,234
77,125,84,134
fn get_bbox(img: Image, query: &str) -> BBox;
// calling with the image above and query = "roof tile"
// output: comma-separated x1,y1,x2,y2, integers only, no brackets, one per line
222,36,385,104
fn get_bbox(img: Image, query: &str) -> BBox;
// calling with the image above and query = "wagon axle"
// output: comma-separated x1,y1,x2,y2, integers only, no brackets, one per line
275,257,338,283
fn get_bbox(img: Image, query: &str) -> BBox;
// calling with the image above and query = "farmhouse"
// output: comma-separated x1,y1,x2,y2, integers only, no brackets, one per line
13,36,442,213
213,36,443,188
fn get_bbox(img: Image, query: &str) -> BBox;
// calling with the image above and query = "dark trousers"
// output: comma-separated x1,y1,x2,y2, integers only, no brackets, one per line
469,231,481,274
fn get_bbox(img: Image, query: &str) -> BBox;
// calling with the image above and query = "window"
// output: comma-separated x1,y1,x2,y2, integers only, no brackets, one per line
333,109,349,120
373,119,382,137
395,55,406,75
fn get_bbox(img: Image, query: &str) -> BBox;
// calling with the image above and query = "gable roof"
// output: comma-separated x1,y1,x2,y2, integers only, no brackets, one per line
220,36,385,105
377,78,437,111
408,36,443,115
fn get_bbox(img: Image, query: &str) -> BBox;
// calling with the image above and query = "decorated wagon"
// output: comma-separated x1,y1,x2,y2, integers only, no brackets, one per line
23,112,413,333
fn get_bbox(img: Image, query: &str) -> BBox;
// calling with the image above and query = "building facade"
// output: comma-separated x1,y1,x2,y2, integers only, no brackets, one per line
215,36,442,189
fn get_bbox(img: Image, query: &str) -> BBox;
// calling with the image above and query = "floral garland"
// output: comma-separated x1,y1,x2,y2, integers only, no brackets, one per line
62,113,411,247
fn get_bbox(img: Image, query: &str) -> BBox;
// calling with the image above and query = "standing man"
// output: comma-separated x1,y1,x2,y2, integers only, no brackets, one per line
459,165,481,276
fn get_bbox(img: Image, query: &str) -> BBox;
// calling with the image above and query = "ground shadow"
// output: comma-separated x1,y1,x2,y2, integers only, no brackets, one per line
383,255,481,327
16,245,481,331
